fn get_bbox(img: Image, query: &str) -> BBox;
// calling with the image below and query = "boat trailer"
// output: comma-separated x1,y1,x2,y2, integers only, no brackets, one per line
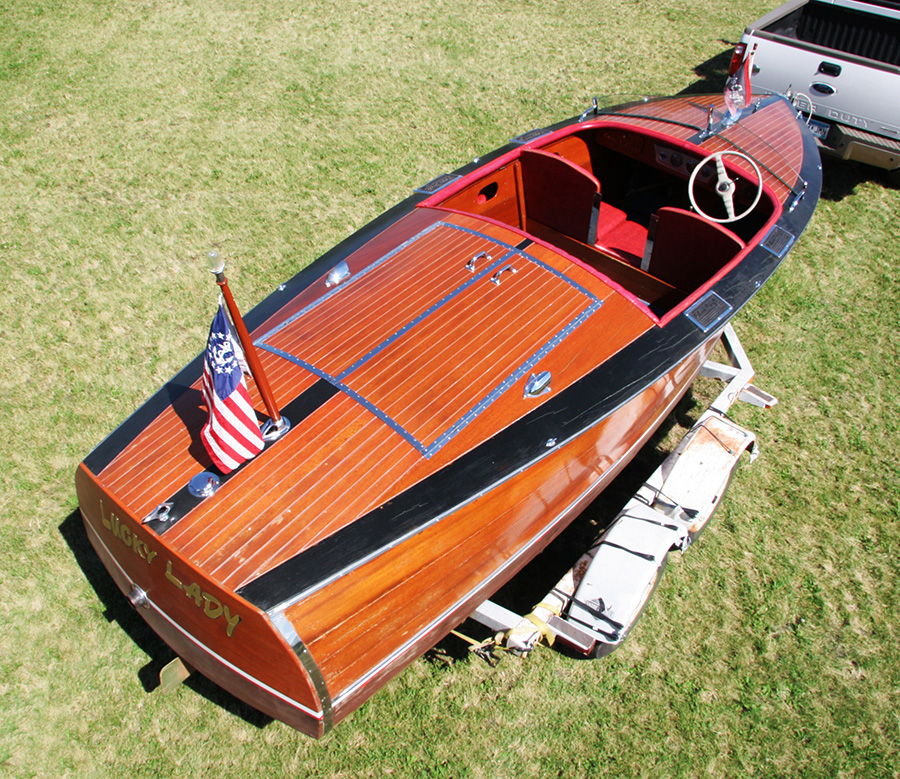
468,323,776,659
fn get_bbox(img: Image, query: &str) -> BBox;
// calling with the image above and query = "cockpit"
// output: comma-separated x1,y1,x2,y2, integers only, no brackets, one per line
426,120,779,318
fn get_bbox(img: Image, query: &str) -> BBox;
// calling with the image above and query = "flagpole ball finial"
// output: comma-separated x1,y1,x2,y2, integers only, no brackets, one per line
207,250,226,276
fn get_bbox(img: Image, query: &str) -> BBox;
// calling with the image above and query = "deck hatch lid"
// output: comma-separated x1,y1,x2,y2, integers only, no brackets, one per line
256,221,603,458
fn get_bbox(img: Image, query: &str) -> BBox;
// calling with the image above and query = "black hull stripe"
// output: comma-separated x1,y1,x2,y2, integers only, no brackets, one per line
237,315,709,612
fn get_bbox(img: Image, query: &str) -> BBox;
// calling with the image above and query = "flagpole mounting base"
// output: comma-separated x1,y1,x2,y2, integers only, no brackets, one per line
261,416,291,442
188,472,221,498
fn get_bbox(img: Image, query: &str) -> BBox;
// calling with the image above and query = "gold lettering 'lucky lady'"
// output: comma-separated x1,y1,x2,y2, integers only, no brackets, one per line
99,501,240,638
101,501,158,565
165,561,241,638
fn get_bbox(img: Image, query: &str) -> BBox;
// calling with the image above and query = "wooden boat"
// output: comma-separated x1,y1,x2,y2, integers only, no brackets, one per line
75,92,821,738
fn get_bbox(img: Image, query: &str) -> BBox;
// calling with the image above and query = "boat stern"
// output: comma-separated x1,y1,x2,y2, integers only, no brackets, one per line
74,462,333,738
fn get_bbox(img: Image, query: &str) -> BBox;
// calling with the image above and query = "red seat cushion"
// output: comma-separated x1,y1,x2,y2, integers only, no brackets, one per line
596,217,648,265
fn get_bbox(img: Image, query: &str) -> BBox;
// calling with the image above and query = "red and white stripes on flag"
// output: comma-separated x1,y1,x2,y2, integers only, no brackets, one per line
200,304,264,473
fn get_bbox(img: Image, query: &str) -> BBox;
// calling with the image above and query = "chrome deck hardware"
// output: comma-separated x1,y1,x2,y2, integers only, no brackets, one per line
127,586,150,609
188,472,220,498
490,265,517,285
143,502,175,524
466,251,491,273
524,371,552,398
325,261,351,288
262,416,292,441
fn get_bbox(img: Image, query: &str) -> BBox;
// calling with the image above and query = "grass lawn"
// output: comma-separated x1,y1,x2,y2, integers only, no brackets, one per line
2,1,899,776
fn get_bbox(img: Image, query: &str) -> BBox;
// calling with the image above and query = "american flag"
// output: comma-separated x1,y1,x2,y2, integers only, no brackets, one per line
200,304,264,473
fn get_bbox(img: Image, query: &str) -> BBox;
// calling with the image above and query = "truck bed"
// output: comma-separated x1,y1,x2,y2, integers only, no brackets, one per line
739,0,900,177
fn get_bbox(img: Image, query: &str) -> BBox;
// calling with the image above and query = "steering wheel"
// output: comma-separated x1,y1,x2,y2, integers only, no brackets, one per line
688,151,763,224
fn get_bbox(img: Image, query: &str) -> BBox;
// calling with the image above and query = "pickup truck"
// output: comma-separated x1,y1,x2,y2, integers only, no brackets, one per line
732,0,900,183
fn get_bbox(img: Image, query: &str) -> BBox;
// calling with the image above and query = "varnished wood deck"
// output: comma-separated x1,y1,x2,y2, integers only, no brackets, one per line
608,95,805,200
93,95,807,595
97,208,654,592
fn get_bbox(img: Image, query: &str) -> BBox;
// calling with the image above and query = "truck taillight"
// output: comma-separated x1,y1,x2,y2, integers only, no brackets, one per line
728,43,747,76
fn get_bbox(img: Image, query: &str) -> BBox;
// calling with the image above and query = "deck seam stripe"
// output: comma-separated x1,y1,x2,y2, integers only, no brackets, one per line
333,250,516,381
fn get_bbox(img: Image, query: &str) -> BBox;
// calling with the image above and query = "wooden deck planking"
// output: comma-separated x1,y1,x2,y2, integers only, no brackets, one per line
96,189,662,589
247,207,445,343
166,391,415,573
200,316,605,585
97,350,320,518
166,257,642,589
163,392,370,557
262,225,499,378
346,261,594,445
612,96,803,199
287,350,709,698
375,297,571,445
208,422,418,587
704,103,804,200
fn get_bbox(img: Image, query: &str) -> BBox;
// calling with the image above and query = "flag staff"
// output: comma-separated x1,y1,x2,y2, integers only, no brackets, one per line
206,251,289,440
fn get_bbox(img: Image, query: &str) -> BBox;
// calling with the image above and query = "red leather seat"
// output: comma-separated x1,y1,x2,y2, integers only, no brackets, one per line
520,149,602,245
644,207,745,291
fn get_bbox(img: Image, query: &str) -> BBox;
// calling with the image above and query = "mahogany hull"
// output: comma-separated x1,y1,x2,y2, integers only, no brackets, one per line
76,466,329,737
309,340,716,726
75,93,822,736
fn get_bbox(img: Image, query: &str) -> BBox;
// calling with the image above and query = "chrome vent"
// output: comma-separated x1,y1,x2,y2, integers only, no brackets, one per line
762,226,796,258
414,173,461,195
686,291,733,333
510,127,550,145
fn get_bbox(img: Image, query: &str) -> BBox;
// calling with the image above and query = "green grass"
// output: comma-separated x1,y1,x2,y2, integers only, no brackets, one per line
2,1,899,776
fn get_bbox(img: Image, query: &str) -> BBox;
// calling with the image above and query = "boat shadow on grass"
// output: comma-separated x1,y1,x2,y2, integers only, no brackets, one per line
427,387,706,666
58,511,274,730
680,45,733,97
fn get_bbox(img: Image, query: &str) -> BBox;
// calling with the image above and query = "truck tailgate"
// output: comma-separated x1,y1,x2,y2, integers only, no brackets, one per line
745,33,900,142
